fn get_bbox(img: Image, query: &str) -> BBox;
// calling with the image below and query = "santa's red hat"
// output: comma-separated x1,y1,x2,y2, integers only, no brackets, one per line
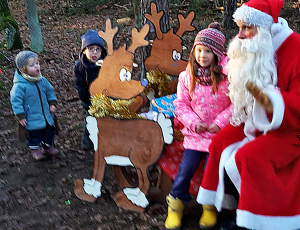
233,0,284,32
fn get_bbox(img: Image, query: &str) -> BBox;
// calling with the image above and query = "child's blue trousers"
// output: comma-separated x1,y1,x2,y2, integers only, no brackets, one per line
170,149,206,203
27,124,55,149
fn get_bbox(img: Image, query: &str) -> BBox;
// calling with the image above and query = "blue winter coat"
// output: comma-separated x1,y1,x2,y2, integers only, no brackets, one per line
10,71,57,131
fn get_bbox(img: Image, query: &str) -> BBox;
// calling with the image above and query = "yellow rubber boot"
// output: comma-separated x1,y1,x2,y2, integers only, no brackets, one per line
199,204,218,229
164,194,184,230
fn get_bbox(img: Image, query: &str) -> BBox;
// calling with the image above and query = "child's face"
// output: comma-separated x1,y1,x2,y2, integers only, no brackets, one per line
25,57,40,76
194,44,214,68
85,45,102,63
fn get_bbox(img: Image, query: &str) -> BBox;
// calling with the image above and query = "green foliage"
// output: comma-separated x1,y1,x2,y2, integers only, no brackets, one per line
0,80,6,91
73,123,83,130
0,14,23,50
0,14,18,30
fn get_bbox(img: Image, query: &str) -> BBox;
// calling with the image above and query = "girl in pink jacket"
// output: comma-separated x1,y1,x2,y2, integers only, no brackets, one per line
165,22,232,230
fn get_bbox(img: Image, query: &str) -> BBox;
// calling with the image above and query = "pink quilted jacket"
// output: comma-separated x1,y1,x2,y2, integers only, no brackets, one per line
174,60,232,152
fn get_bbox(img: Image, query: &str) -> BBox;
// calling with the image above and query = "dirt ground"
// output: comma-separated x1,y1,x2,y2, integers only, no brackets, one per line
1,1,300,230
0,1,204,230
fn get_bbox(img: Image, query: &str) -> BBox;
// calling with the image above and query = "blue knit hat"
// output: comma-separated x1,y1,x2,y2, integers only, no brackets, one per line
15,51,38,70
81,30,105,52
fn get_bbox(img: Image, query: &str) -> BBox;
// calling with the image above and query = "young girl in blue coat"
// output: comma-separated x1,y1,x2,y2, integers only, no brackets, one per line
10,51,58,160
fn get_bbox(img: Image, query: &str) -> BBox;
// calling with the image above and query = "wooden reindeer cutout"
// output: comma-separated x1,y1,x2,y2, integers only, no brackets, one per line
144,2,195,76
74,18,173,212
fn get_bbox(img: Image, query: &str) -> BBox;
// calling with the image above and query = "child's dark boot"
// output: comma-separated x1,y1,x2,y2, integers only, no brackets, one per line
44,147,59,156
31,147,46,160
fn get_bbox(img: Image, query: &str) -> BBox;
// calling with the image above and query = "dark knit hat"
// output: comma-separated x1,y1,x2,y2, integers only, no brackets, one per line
15,51,38,70
81,29,105,52
193,28,225,61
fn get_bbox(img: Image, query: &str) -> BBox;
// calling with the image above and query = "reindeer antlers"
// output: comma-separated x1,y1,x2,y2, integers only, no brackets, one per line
176,11,195,37
127,24,150,54
98,18,119,56
144,2,164,39
98,18,149,55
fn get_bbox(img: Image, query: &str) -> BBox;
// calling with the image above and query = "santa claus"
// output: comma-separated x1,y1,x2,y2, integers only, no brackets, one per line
196,0,300,230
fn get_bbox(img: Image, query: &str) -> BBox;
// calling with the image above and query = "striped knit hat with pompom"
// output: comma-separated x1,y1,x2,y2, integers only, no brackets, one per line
193,28,225,61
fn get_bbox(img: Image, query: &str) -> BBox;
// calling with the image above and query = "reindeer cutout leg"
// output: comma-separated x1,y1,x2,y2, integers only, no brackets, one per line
74,116,106,202
114,166,150,213
114,146,157,211
113,165,138,188
74,149,106,202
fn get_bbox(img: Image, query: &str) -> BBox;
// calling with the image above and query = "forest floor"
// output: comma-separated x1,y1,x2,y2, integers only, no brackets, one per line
0,1,299,230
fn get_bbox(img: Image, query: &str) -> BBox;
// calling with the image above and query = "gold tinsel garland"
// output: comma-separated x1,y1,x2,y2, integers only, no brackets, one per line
143,70,171,98
88,94,143,119
174,130,184,142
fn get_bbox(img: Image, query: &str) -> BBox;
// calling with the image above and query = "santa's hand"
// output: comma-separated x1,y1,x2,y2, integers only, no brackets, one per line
246,81,273,113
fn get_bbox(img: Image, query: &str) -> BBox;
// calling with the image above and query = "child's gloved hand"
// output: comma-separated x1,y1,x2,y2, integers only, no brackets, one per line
50,105,56,113
195,121,208,133
207,123,221,133
19,118,26,127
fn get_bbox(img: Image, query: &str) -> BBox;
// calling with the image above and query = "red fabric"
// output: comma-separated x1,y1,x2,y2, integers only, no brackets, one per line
245,0,284,23
199,32,300,229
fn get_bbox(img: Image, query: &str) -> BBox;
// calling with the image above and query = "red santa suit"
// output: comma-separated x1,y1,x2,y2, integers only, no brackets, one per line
196,3,300,230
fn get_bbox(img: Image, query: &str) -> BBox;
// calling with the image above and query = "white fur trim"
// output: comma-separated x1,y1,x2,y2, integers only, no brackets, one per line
243,119,256,140
83,178,102,198
215,141,242,211
271,22,282,34
197,140,246,212
272,18,293,51
224,138,250,192
196,188,238,211
253,87,284,134
197,187,218,206
157,113,173,144
86,116,98,151
123,188,149,208
104,156,133,166
237,209,300,230
233,5,273,31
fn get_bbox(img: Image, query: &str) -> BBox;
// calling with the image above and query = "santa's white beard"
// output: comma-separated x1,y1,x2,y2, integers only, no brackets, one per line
227,27,277,126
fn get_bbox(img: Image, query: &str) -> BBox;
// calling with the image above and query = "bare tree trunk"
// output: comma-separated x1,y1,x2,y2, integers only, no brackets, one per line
222,0,237,29
0,0,23,50
138,0,170,79
142,0,170,39
24,0,44,52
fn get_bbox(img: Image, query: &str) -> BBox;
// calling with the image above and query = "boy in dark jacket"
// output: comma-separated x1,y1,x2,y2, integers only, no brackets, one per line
74,29,107,150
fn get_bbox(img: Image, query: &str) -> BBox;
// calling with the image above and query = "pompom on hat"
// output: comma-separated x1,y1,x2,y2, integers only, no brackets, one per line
193,28,225,61
15,51,38,71
233,0,284,33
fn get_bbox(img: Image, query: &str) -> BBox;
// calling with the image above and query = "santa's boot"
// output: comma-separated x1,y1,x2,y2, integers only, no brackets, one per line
199,204,218,229
164,194,184,230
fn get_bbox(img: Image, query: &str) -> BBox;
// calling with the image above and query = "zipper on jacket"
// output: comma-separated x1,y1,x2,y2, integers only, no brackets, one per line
34,83,47,122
